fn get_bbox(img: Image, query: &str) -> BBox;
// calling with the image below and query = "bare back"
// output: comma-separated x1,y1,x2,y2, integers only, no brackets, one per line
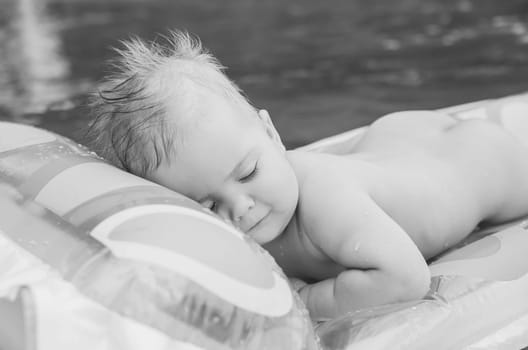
344,111,528,257
267,110,528,318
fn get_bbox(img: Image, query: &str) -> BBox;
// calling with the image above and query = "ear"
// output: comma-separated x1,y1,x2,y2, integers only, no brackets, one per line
257,109,286,151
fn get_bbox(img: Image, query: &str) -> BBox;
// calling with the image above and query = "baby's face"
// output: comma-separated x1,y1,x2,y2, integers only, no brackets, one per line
149,94,299,244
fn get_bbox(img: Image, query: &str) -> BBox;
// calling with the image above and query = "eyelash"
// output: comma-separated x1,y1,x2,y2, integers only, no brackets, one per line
239,162,259,183
205,162,259,211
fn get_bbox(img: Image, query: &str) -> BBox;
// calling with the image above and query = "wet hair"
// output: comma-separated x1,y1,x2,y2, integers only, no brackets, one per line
86,30,252,177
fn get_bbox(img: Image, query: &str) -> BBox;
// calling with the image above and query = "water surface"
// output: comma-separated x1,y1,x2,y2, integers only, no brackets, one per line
1,0,528,146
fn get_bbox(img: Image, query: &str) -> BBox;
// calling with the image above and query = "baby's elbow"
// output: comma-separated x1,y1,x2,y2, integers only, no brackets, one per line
397,264,431,302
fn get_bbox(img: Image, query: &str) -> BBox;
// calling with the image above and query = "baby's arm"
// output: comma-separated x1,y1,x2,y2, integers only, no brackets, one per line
297,175,431,320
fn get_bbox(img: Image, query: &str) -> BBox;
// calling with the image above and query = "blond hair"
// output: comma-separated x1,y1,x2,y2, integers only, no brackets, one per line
86,31,252,176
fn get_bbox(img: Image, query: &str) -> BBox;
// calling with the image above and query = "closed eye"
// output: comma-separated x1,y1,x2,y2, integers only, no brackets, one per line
239,162,259,183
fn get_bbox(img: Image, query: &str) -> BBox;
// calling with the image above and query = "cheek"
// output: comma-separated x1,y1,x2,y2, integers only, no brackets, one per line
260,158,298,208
283,167,299,206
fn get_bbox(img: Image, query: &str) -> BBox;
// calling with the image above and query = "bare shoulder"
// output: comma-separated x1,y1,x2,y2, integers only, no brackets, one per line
298,161,367,211
295,160,372,246
294,157,429,273
292,152,368,213
290,151,375,225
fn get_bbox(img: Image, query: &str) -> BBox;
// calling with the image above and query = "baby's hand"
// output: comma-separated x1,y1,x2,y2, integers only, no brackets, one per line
294,268,430,321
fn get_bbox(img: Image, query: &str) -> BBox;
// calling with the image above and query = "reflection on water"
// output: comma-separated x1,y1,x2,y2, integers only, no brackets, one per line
1,0,528,146
0,0,72,119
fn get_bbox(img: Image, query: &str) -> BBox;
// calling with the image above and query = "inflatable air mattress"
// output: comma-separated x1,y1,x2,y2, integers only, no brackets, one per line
2,93,528,349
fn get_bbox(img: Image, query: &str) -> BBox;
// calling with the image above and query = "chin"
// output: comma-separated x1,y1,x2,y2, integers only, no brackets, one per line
249,229,278,245
249,222,283,245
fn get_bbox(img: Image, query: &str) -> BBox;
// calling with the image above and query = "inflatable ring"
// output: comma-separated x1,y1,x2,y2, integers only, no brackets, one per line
3,93,528,350
0,122,318,350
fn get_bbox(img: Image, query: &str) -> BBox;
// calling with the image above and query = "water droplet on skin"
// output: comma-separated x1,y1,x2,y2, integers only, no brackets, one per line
354,242,361,251
278,244,285,256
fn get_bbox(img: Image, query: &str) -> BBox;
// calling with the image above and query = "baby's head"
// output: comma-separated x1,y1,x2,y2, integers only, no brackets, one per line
87,31,299,244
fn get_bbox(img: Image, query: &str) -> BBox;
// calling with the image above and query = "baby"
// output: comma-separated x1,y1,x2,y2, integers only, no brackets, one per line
87,31,528,320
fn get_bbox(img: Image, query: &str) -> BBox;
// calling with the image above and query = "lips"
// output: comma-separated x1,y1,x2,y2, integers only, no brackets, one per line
241,212,268,233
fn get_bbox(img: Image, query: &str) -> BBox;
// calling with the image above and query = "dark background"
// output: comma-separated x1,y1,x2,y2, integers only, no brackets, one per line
1,0,528,147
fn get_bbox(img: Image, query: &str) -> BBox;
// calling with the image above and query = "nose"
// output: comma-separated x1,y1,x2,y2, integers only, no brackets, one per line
217,193,254,224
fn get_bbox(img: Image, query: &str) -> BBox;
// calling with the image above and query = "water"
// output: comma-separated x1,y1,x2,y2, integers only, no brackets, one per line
1,0,528,147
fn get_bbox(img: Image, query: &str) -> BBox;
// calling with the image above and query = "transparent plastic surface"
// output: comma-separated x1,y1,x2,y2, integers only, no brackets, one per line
0,136,93,187
0,123,319,349
0,185,319,350
0,288,34,350
316,275,528,350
